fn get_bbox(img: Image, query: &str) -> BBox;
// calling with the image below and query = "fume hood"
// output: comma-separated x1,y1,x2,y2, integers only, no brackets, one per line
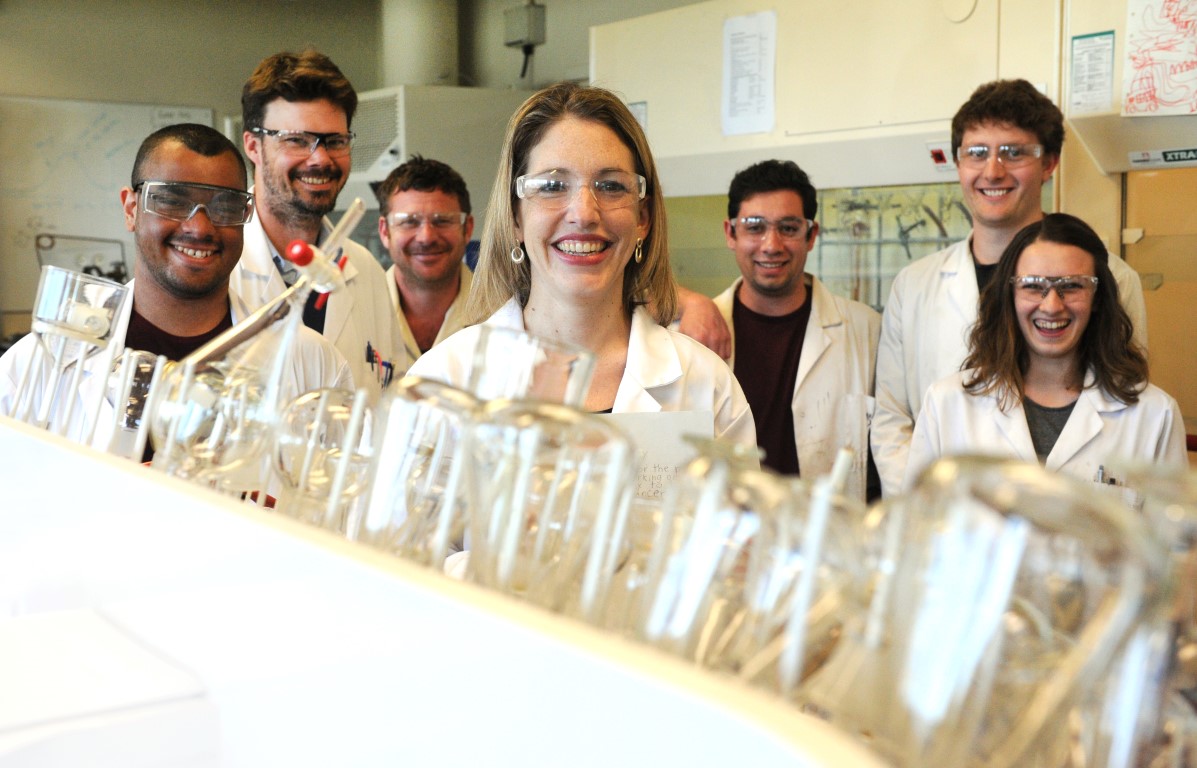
1069,111,1197,173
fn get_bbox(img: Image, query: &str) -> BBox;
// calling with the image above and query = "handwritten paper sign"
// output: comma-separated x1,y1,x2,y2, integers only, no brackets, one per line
1123,0,1197,115
600,411,712,499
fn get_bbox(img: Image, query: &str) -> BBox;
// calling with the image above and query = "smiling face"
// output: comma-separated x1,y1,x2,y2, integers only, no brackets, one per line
1013,239,1096,369
958,121,1058,234
379,188,473,292
513,116,649,311
724,189,816,314
121,140,246,300
244,98,350,224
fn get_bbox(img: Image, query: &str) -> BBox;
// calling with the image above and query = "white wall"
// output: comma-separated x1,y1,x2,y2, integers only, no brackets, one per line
0,0,383,128
590,0,1065,195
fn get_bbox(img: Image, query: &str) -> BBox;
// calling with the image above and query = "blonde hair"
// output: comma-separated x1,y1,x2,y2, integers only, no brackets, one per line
466,82,677,325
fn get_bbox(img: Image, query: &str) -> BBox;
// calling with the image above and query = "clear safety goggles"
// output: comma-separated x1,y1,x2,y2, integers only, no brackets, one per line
515,170,646,211
1011,274,1099,300
250,127,355,157
386,212,468,230
137,181,254,226
732,216,813,240
956,143,1045,168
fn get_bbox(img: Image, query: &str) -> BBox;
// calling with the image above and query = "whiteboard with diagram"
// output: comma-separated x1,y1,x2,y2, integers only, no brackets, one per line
0,96,212,316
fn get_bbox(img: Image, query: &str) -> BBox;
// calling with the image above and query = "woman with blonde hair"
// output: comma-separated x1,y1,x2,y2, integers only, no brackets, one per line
410,82,754,445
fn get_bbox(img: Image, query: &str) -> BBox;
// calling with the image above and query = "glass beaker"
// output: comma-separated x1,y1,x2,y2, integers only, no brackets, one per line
359,376,481,567
467,399,637,622
147,300,303,497
1073,461,1197,768
274,387,375,532
624,438,777,662
105,349,166,462
7,265,130,439
798,454,1169,768
467,325,595,406
715,476,868,700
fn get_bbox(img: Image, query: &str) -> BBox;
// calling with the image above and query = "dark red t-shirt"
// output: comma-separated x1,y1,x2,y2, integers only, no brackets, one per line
731,288,812,476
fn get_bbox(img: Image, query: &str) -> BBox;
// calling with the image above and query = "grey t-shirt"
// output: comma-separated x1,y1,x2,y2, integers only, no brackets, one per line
1023,396,1077,461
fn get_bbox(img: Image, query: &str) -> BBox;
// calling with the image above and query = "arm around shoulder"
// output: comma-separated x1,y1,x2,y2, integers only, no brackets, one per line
673,285,732,361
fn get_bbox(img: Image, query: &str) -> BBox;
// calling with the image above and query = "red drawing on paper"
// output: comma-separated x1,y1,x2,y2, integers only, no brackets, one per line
1124,0,1197,114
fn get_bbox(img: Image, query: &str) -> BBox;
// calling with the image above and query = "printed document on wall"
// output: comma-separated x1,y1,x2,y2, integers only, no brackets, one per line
722,11,776,135
1070,31,1115,114
1123,0,1197,115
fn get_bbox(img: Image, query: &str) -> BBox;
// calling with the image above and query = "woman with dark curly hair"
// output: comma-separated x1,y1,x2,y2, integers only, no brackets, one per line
903,213,1185,491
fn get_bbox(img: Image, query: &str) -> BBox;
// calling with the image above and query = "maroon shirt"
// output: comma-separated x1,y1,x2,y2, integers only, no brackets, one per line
731,288,812,476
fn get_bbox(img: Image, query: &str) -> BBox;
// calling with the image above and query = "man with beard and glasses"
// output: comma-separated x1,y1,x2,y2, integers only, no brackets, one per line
375,156,475,375
0,123,351,451
232,49,400,397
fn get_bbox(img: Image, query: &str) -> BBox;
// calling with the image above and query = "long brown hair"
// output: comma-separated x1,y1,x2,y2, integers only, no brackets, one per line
963,213,1147,408
466,82,676,325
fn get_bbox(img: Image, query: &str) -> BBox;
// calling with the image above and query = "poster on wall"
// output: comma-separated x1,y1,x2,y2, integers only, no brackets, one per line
721,11,776,135
1123,0,1197,115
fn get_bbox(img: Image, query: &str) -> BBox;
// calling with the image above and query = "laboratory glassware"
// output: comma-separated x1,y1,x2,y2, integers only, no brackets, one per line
6,265,130,442
359,376,481,567
799,454,1169,768
274,387,375,530
467,399,636,622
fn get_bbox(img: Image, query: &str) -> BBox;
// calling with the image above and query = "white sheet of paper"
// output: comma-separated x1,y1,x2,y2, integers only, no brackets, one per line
1070,31,1115,114
601,411,713,499
722,11,777,135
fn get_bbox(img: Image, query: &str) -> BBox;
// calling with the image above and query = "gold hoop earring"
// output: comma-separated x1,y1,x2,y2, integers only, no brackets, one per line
510,244,526,264
633,238,643,264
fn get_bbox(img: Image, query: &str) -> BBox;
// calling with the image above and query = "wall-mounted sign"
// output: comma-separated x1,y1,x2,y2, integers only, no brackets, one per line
1128,146,1197,167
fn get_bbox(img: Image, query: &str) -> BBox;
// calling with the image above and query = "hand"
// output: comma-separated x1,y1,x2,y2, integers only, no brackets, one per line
676,286,731,360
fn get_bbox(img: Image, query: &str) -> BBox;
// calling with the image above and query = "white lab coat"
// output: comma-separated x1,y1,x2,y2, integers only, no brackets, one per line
713,275,880,500
230,209,401,398
872,236,1149,498
408,297,758,449
903,369,1186,493
0,282,353,448
385,262,473,377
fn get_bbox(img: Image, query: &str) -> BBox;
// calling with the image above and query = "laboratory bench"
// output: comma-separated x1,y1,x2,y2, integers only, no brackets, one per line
0,414,887,768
